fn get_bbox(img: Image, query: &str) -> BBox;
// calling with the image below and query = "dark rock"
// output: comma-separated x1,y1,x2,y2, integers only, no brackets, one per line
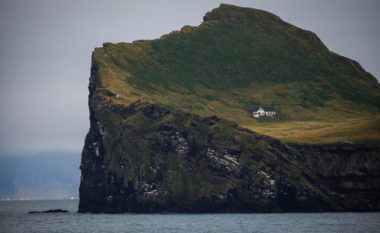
28,209,69,214
78,4,380,213
141,104,170,119
79,85,380,212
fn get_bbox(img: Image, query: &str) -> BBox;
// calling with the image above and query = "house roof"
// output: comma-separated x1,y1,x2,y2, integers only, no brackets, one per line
253,106,276,112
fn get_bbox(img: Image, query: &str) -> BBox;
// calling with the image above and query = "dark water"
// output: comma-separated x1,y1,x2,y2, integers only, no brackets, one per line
0,200,380,233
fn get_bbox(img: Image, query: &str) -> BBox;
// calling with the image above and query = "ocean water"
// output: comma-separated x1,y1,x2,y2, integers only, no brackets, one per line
0,200,379,233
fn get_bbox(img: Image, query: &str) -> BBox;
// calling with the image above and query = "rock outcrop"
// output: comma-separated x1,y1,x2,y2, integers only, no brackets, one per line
29,209,69,214
78,4,380,213
78,70,380,212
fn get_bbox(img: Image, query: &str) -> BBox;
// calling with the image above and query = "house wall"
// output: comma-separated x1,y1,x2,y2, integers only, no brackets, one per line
252,109,276,118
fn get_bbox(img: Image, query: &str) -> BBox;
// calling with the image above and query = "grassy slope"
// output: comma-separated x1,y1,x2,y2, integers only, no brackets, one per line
93,4,380,144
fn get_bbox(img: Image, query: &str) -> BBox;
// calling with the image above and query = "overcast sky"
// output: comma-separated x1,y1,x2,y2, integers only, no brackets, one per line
0,0,379,155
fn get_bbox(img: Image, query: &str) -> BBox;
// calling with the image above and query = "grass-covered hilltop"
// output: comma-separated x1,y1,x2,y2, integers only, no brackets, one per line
93,4,380,144
79,4,380,213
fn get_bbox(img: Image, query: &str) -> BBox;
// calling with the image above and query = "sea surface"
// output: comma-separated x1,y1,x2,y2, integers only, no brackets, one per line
0,200,380,233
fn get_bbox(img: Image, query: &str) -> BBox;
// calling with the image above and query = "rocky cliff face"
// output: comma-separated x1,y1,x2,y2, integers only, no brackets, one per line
293,144,380,211
78,4,380,213
78,61,380,212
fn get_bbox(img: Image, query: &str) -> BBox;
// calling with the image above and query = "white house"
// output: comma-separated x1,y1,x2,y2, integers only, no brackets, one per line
252,106,276,118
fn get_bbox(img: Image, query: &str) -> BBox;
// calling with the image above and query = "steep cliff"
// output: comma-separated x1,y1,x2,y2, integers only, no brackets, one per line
78,72,380,212
79,4,380,213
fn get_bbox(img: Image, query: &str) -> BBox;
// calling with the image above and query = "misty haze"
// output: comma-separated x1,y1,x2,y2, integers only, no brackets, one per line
0,1,379,232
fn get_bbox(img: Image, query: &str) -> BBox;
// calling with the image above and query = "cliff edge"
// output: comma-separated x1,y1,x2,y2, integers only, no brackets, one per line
79,4,380,213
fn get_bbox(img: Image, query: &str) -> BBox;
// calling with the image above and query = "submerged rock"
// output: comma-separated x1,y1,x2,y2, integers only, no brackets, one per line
28,209,69,214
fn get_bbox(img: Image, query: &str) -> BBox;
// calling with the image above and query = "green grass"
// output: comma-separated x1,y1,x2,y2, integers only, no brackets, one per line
244,116,380,145
93,4,380,144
